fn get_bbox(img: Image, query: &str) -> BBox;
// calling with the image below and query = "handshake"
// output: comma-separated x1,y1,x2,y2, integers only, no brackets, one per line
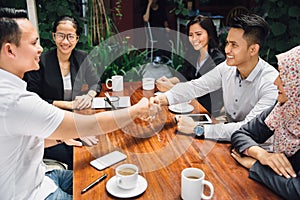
130,97,165,122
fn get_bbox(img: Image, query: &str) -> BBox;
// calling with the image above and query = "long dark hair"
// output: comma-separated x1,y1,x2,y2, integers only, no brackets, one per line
187,15,219,50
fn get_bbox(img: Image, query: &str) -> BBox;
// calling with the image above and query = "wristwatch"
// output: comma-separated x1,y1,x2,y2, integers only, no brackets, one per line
193,125,204,137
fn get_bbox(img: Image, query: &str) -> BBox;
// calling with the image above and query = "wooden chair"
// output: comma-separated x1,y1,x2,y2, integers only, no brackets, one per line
226,6,249,25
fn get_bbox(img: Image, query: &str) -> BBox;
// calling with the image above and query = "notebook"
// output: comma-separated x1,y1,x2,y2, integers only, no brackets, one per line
91,96,131,109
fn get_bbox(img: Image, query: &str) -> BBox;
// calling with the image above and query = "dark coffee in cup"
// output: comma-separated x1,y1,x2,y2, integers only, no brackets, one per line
187,176,200,179
118,167,136,176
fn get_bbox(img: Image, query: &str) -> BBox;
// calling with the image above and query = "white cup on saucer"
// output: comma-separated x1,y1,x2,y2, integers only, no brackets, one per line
116,164,138,190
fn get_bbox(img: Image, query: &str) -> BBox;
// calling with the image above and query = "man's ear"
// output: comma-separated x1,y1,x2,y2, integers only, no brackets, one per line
249,44,259,56
3,43,16,57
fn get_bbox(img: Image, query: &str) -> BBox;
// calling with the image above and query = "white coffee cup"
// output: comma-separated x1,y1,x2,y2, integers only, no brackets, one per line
181,168,214,200
142,77,155,90
106,75,123,91
116,164,138,190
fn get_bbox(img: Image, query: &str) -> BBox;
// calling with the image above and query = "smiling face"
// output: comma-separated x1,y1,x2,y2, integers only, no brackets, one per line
53,20,79,57
273,76,288,104
225,28,254,68
188,23,209,52
14,19,43,76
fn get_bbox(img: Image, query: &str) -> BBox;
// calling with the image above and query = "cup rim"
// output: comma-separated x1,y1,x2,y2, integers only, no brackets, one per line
112,75,123,78
116,164,138,177
182,167,205,180
142,77,155,81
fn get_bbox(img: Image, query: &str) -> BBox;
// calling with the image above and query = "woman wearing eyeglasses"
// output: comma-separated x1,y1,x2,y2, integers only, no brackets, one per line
24,15,100,169
25,15,100,110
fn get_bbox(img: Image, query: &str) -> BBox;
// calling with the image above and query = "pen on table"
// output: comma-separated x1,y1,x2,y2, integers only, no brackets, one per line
104,92,117,110
81,173,107,194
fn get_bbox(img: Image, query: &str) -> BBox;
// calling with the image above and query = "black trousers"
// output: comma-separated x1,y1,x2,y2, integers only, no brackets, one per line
44,143,73,170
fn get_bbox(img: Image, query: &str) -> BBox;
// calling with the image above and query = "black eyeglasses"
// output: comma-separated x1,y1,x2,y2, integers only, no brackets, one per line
54,33,79,42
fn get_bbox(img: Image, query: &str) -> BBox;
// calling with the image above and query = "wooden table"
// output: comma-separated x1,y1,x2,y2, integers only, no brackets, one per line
74,82,281,200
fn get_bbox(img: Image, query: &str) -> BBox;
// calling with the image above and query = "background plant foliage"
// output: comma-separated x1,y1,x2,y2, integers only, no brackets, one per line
36,0,90,52
254,0,300,65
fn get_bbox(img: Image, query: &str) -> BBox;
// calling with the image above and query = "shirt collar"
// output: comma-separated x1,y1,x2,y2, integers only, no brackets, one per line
235,57,263,82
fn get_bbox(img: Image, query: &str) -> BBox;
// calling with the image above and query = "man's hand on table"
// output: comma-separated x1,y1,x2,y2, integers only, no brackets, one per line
156,76,174,92
177,116,198,134
63,139,83,146
80,136,99,146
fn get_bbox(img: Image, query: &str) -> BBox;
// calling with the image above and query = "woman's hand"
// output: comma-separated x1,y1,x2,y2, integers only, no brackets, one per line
255,149,297,178
74,94,93,110
231,149,256,169
246,146,297,178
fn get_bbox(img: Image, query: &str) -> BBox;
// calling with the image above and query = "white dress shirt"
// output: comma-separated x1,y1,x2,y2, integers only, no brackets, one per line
165,58,279,141
0,69,64,199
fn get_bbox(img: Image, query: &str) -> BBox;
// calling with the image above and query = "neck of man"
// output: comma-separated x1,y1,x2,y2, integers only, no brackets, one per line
237,56,259,80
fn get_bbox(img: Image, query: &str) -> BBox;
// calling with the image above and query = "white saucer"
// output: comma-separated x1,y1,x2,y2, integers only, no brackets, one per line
169,103,194,114
106,175,148,198
154,91,163,96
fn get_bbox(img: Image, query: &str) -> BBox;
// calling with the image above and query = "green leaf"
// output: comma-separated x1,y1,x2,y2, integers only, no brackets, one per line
288,6,300,17
270,22,287,36
276,39,289,51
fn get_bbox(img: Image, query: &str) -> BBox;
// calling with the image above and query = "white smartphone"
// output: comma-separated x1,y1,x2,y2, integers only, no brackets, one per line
175,114,212,124
90,151,127,170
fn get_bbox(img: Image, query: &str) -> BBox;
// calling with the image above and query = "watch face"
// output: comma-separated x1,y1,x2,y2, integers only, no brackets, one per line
194,125,204,137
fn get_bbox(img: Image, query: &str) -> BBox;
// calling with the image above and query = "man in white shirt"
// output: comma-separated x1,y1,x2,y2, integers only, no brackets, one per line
152,14,279,141
0,8,150,200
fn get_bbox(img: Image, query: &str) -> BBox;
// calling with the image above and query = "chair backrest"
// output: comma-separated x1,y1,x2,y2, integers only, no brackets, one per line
43,158,68,170
144,22,154,43
226,6,249,25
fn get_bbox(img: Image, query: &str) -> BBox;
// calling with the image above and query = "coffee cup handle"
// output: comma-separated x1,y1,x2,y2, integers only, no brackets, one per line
106,79,113,89
201,180,214,199
116,176,122,186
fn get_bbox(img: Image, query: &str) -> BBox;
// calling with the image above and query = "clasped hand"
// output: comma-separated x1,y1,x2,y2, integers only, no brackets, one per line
231,149,297,179
134,97,161,121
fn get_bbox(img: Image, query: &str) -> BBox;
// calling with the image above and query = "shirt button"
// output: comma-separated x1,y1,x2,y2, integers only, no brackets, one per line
233,112,236,115
235,99,238,102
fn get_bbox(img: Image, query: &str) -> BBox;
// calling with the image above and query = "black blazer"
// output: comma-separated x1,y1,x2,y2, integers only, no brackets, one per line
231,104,300,199
24,49,100,104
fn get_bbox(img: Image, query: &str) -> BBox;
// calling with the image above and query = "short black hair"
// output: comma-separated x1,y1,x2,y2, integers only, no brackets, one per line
52,15,82,36
0,8,28,50
229,14,270,46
